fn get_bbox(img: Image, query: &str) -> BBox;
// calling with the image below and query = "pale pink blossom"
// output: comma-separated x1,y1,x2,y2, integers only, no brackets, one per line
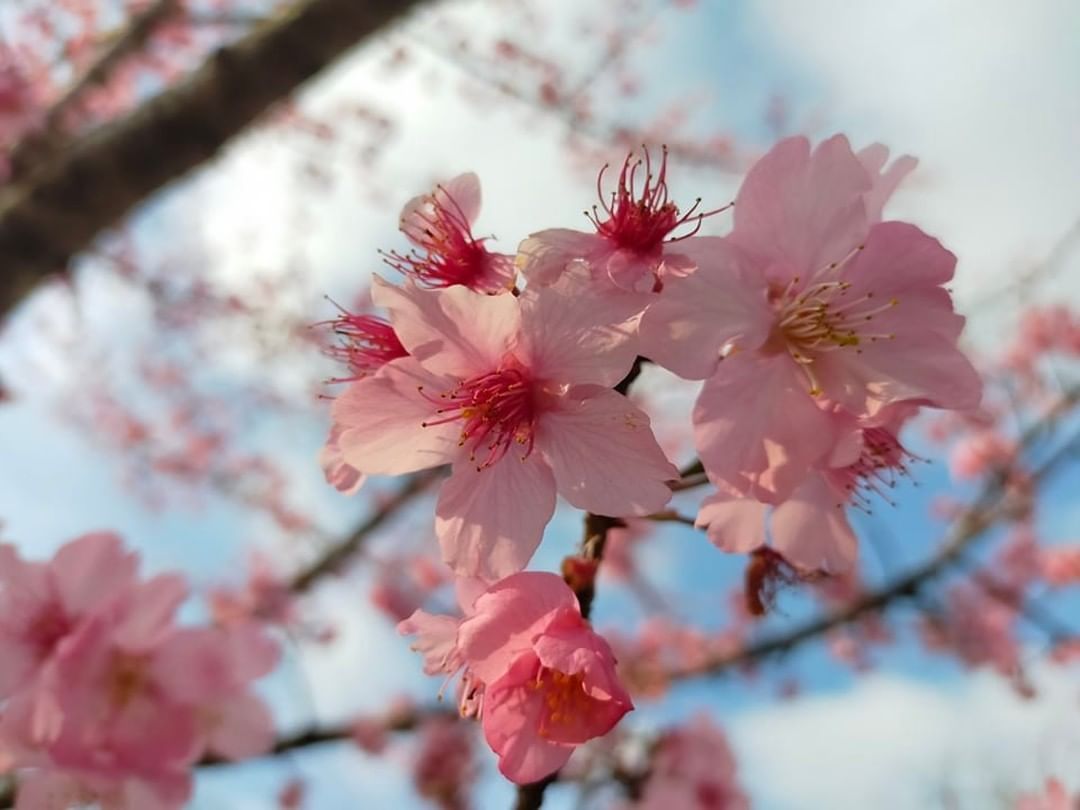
332,278,677,580
1015,778,1073,810
949,429,1016,480
697,404,917,573
319,425,365,495
0,532,138,699
1041,546,1080,587
626,714,748,810
411,715,475,810
0,539,280,809
519,146,715,295
640,135,981,501
383,172,516,293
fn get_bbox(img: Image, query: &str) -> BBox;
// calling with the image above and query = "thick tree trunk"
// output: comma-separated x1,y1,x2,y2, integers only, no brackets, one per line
0,0,425,322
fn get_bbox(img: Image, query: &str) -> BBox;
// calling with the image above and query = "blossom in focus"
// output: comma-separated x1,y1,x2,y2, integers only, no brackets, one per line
640,135,981,502
401,572,633,784
697,403,917,573
383,172,516,293
332,277,676,580
519,146,717,297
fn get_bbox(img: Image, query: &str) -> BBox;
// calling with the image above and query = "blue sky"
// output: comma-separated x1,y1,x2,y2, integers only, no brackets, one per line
1,1,1079,807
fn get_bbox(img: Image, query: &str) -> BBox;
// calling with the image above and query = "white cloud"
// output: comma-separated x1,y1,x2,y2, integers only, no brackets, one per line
730,666,1080,810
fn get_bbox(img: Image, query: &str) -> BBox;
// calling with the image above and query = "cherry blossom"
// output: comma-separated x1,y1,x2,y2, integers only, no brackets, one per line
331,276,677,580
401,572,632,784
640,135,981,501
519,146,717,296
382,172,516,293
697,403,917,573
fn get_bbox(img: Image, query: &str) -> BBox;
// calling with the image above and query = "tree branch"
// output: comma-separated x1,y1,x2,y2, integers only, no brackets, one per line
286,468,442,595
0,0,426,324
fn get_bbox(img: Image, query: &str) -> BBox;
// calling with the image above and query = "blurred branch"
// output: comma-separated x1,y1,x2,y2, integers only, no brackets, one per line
286,468,443,595
968,217,1080,313
0,0,426,325
665,386,1080,683
38,0,180,141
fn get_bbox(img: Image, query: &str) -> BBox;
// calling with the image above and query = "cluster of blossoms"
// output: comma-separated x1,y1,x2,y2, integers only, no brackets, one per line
0,533,279,809
321,135,981,783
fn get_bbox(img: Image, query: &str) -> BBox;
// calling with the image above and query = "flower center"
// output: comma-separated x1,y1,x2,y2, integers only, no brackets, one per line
532,667,591,738
421,366,536,470
320,310,407,382
382,187,494,289
767,247,897,396
586,145,719,256
107,652,149,709
28,607,72,658
830,426,915,512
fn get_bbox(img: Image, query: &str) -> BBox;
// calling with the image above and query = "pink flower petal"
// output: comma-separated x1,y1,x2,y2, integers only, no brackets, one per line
518,271,641,387
481,655,574,784
771,476,857,573
457,572,578,684
857,143,917,223
435,455,557,581
205,692,276,760
694,353,835,503
372,276,519,378
732,135,870,280
696,490,768,554
50,532,139,618
398,609,463,676
639,237,772,380
333,358,460,476
537,387,677,517
517,229,606,286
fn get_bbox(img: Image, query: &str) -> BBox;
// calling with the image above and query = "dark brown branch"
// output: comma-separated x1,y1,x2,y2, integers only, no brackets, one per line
287,468,442,594
0,0,426,323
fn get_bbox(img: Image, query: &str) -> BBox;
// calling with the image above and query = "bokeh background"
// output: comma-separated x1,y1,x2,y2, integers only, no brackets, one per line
1,1,1079,807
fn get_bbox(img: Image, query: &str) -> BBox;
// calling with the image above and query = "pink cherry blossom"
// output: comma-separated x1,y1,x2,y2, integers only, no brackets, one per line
0,532,138,699
697,404,917,573
458,572,632,783
640,135,981,501
400,573,632,784
411,714,475,810
331,277,677,580
319,425,365,495
320,308,408,384
0,535,280,810
519,146,719,295
1015,778,1074,810
624,714,748,810
382,172,516,293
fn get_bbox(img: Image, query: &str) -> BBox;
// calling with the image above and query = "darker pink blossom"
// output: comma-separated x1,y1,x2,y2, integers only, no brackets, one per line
400,573,633,784
382,172,516,293
331,277,677,580
640,135,981,501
